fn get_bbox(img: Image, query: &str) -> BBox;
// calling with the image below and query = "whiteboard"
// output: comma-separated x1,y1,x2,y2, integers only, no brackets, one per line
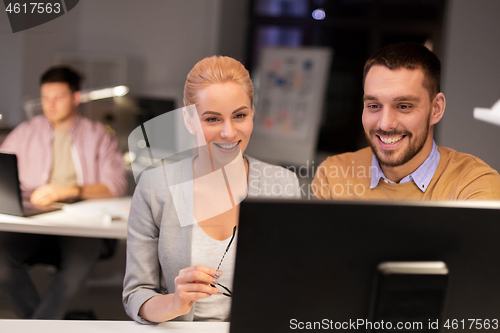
246,47,332,166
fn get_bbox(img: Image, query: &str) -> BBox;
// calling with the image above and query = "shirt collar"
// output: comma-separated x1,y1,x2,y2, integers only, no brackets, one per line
369,141,440,192
41,113,81,135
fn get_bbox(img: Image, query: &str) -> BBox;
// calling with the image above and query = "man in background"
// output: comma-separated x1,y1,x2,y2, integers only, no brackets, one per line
0,66,127,319
313,42,500,200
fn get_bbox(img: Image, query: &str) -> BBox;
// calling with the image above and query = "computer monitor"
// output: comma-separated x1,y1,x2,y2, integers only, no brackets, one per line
230,199,500,332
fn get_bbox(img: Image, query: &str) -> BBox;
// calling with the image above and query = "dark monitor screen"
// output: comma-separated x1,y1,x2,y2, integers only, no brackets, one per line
134,96,176,125
0,152,24,216
230,199,500,332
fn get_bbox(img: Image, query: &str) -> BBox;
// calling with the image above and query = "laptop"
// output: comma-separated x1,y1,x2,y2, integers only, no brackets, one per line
0,152,61,216
230,199,500,332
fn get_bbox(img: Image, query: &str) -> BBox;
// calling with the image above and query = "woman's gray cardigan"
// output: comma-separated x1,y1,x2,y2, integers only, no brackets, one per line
122,155,300,323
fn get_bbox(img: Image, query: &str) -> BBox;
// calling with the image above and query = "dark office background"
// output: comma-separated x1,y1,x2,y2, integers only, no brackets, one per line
245,0,446,155
1,0,500,170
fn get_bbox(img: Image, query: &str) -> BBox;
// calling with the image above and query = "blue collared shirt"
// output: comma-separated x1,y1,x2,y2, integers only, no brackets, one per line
369,141,440,192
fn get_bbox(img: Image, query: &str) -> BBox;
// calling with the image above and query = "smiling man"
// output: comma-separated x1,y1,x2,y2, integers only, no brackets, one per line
0,66,126,319
313,42,500,200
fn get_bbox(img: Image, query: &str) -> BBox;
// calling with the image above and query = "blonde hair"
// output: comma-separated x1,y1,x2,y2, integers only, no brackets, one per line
183,56,254,107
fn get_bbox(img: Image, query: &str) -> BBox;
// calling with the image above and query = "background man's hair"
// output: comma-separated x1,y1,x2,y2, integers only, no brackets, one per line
363,42,441,100
40,66,82,92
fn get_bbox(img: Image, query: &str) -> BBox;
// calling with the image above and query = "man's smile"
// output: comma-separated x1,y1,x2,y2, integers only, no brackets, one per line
377,134,406,146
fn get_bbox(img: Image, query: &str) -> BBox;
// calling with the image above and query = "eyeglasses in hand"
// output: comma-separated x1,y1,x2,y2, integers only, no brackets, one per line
212,225,237,297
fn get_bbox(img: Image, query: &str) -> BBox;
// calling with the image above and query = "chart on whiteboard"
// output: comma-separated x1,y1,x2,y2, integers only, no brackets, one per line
254,48,332,141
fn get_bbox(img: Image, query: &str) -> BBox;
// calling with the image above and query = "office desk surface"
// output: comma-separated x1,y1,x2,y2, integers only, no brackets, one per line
0,320,229,333
0,197,131,239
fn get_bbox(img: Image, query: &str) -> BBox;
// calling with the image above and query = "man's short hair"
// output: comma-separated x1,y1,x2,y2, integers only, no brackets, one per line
40,66,82,92
363,42,441,100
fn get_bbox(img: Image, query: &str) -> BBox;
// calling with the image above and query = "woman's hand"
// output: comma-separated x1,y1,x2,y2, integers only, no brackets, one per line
171,265,222,315
139,265,222,322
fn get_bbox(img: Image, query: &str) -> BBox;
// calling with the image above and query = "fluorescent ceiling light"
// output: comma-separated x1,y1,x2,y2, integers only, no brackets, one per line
83,85,130,102
23,85,130,119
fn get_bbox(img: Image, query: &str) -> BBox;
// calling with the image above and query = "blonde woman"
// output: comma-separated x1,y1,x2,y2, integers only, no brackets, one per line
123,56,300,323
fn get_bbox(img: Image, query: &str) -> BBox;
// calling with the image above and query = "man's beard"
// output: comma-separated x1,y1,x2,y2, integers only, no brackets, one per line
365,116,430,168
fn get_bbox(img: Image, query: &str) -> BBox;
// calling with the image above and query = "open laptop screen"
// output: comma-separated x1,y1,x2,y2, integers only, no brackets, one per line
0,152,25,216
0,152,60,216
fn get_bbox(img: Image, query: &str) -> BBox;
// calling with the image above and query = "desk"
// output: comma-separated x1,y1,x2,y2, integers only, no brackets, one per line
0,197,131,239
0,320,229,333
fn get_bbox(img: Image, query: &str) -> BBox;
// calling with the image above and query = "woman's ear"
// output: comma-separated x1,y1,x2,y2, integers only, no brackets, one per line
430,92,446,126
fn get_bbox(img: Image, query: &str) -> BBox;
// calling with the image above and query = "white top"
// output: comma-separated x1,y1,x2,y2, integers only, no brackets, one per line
191,223,237,321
